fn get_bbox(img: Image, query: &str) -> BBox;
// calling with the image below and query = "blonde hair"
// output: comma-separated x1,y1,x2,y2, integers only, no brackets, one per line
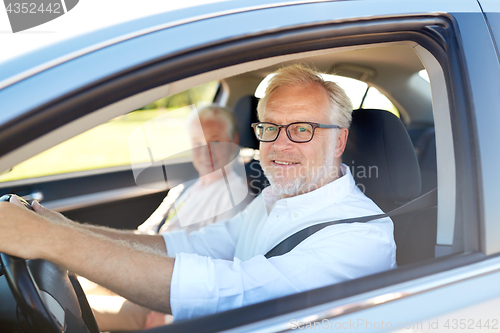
187,105,238,139
257,64,353,128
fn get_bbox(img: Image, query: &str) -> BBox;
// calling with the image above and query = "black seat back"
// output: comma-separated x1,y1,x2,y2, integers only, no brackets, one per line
233,95,269,195
234,95,260,150
343,109,436,265
394,206,438,265
343,109,421,212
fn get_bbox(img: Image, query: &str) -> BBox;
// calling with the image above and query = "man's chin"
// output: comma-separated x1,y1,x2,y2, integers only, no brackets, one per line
267,177,303,196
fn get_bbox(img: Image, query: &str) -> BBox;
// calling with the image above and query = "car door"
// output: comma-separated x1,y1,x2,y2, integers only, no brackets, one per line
1,0,500,332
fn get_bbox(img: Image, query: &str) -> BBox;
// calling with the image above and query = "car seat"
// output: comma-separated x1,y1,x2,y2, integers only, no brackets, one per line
232,95,269,195
343,109,437,265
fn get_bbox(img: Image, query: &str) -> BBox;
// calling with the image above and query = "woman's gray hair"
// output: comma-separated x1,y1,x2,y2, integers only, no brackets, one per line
257,64,353,128
187,105,238,139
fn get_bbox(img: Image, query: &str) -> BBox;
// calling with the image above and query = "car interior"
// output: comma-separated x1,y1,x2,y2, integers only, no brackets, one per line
0,33,460,332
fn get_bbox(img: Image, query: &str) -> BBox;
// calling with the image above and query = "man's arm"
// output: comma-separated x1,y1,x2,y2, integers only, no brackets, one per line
76,223,167,253
0,200,173,313
32,200,167,253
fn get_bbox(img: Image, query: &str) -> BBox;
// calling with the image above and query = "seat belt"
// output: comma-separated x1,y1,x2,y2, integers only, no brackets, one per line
265,188,437,259
156,179,196,233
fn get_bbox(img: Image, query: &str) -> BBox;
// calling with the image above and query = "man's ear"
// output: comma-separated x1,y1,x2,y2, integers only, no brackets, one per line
334,128,349,158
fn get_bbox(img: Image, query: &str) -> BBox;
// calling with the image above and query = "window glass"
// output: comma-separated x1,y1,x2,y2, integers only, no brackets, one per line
0,81,219,183
361,87,399,117
419,69,430,82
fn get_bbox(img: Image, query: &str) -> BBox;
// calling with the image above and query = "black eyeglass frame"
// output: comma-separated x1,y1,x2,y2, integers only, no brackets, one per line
251,122,342,143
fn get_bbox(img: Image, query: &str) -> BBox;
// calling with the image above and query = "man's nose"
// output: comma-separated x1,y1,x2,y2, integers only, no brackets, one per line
195,145,211,158
273,128,294,148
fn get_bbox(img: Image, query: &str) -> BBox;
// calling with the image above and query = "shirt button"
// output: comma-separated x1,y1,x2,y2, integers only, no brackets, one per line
293,212,299,218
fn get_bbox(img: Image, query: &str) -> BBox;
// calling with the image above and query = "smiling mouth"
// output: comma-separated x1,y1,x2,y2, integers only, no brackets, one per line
273,160,300,166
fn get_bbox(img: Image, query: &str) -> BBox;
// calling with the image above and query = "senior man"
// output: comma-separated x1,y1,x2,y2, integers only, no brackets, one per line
0,64,396,323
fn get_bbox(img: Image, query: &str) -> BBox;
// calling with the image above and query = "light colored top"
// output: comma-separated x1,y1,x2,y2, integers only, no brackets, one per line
163,164,396,321
138,171,250,235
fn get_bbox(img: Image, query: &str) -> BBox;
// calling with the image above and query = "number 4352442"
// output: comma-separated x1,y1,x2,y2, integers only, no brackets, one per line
6,2,62,14
444,319,499,330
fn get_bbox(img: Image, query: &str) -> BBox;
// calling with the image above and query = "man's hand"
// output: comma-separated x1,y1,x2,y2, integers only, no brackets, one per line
0,196,174,314
31,199,75,226
0,198,54,259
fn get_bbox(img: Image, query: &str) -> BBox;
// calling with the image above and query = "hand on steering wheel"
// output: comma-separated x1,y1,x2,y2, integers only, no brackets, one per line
0,194,99,333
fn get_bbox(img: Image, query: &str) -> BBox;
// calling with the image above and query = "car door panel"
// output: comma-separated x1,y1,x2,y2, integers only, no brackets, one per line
0,162,197,229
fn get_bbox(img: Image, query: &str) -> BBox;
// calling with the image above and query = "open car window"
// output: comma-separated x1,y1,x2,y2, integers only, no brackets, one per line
255,73,400,118
2,1,497,331
0,82,219,184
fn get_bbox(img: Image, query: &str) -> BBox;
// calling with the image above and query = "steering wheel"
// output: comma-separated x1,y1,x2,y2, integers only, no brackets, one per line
0,194,99,333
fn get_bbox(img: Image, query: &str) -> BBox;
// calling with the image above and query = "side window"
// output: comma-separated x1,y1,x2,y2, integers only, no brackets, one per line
361,87,399,116
0,82,219,183
255,74,399,117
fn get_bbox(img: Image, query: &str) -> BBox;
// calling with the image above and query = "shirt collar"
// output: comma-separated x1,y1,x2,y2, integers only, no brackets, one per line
262,163,356,215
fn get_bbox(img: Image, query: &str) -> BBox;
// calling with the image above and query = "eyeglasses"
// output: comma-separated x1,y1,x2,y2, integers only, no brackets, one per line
251,122,342,143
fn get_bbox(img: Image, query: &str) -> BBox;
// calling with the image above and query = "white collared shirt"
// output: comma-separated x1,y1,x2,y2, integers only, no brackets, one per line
163,164,396,321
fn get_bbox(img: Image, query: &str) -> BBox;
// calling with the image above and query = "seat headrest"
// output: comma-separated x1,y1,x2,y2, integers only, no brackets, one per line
343,109,421,211
233,95,260,149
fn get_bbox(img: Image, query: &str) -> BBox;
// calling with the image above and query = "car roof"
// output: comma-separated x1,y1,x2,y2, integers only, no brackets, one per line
0,0,481,90
0,0,341,89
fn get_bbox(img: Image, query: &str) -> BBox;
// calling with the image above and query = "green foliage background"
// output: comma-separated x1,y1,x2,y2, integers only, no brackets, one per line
0,82,219,183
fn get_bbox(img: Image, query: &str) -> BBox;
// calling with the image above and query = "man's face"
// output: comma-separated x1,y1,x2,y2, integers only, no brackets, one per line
190,118,238,177
260,83,349,197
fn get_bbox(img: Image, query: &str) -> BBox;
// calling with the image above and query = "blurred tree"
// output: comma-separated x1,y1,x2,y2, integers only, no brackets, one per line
138,81,219,110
